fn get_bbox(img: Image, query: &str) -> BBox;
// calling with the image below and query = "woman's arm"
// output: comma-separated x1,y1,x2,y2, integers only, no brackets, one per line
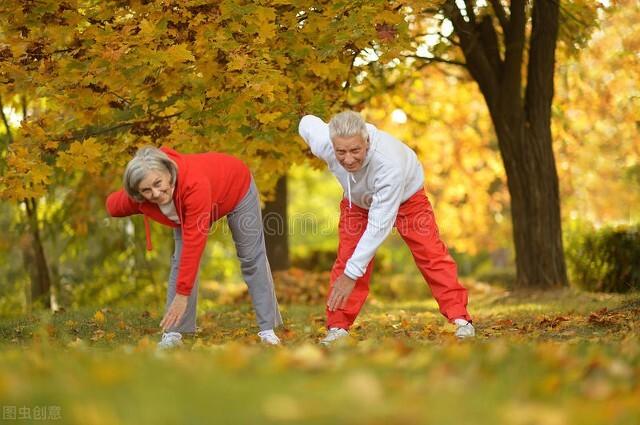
174,179,212,296
106,190,141,217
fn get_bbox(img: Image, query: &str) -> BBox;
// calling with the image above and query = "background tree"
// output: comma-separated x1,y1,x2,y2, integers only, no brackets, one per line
351,0,602,288
0,0,408,309
263,175,290,271
553,0,640,224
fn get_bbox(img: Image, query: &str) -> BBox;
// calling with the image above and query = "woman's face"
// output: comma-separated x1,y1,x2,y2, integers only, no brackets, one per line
138,169,174,205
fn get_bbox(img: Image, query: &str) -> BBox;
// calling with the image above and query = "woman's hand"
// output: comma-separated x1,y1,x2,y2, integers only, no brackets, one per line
160,294,189,331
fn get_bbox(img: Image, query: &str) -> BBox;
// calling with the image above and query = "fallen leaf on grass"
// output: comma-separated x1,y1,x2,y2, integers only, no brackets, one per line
91,329,105,342
537,315,570,329
93,310,106,325
588,308,625,326
46,323,56,337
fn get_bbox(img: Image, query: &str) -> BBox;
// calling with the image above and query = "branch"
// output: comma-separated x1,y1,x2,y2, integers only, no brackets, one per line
21,95,27,121
343,50,361,92
489,0,509,34
503,0,525,84
0,95,14,144
108,91,131,106
443,0,498,100
414,31,462,47
479,14,502,76
52,111,183,142
556,0,592,28
443,33,462,47
404,54,467,67
349,55,468,109
419,7,443,15
444,0,475,45
464,0,476,23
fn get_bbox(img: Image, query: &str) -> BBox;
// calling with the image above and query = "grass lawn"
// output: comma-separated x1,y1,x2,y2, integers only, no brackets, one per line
0,282,638,425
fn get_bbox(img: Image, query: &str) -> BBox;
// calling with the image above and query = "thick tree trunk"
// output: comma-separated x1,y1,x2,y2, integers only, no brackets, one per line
262,175,290,271
518,1,567,287
445,0,567,288
23,197,52,309
492,115,567,287
493,1,566,287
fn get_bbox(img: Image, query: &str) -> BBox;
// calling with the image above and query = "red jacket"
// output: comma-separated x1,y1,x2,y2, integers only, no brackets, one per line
106,147,252,296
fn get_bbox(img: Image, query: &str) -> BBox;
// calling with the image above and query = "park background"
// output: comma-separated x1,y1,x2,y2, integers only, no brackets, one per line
0,1,638,424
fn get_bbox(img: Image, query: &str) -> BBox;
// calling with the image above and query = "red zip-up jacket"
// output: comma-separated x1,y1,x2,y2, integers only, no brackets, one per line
106,147,252,296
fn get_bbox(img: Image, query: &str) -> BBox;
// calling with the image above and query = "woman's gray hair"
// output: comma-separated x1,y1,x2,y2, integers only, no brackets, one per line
123,146,178,202
329,110,369,142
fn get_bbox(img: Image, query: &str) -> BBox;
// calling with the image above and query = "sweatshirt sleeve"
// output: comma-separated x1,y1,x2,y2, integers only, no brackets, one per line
344,165,404,280
106,189,141,217
174,179,212,296
298,115,334,163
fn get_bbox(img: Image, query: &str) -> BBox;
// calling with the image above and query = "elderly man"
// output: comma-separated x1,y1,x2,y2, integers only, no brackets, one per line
298,110,475,344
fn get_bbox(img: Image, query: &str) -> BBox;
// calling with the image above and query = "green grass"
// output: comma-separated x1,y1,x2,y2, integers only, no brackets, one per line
0,284,639,425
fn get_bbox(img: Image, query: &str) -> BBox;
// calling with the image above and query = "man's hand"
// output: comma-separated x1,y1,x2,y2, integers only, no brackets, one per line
160,294,188,331
327,274,356,311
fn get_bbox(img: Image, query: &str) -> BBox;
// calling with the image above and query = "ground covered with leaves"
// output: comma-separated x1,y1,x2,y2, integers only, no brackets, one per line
1,282,639,425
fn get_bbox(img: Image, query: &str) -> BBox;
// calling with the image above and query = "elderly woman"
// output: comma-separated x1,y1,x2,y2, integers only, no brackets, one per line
106,146,283,347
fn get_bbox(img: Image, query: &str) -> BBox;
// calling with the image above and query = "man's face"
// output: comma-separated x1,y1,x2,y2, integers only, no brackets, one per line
332,134,368,172
138,169,174,205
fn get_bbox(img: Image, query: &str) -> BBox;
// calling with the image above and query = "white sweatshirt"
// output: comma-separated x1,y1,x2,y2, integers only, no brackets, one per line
298,115,425,279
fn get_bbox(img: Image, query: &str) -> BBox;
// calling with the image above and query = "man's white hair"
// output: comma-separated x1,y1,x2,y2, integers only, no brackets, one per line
329,110,369,142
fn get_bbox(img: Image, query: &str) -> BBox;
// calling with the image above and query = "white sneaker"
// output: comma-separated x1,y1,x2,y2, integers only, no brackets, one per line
258,329,281,345
320,327,349,346
454,319,475,339
157,332,183,349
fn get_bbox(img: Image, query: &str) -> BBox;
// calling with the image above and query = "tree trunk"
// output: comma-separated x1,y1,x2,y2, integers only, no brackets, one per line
445,0,567,288
23,197,52,309
516,1,567,287
492,115,567,288
262,175,290,271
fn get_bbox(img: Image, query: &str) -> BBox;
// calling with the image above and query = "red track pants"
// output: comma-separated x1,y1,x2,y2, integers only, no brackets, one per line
327,188,472,329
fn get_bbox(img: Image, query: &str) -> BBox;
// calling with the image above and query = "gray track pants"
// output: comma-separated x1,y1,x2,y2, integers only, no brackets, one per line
165,179,283,333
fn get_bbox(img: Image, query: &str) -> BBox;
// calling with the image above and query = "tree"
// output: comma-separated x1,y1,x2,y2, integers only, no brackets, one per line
363,71,512,257
263,175,290,271
553,0,640,224
443,0,567,288
0,95,53,309
352,1,601,288
0,0,407,307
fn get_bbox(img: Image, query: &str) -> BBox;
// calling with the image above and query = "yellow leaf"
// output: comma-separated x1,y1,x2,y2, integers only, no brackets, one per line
276,119,291,130
256,111,281,124
165,44,195,66
139,19,155,37
227,53,248,71
93,310,106,325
